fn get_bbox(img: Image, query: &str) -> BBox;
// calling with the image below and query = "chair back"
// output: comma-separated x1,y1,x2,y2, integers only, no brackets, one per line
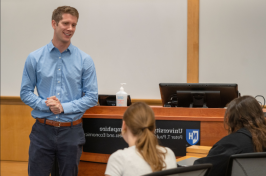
143,163,212,176
225,152,266,176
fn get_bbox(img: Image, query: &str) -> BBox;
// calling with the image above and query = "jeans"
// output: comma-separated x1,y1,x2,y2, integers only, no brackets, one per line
28,119,86,176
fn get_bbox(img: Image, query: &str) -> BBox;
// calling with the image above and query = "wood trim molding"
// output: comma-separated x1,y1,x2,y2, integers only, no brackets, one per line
1,96,265,108
0,96,162,106
0,96,25,105
187,0,199,83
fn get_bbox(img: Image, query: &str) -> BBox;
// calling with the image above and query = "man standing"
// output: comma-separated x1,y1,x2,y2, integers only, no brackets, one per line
20,6,98,176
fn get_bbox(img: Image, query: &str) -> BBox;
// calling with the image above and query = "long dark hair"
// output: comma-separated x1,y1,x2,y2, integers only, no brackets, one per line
224,96,266,152
123,102,166,172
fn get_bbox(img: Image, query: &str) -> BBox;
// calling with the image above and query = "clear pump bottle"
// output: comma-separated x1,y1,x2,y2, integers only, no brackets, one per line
116,83,127,106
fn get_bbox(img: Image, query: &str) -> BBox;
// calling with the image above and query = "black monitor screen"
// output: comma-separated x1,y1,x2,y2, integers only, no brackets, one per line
159,83,239,108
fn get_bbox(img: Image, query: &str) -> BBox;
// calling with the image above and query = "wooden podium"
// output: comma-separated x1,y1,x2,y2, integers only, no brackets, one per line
78,106,228,176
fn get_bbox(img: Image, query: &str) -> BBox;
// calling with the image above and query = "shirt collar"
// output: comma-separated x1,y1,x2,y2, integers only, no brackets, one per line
67,43,74,54
47,41,74,54
47,41,55,52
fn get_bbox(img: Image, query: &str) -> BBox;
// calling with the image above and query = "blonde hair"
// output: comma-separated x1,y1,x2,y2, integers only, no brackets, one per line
52,6,79,24
123,102,167,172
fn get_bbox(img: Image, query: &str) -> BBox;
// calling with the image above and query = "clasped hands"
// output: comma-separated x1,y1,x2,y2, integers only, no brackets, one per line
45,96,64,114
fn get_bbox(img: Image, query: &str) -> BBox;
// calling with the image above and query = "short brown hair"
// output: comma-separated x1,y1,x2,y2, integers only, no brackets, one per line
52,6,79,24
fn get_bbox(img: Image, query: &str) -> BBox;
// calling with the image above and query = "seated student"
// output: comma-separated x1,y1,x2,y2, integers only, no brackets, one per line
105,102,177,176
194,96,266,176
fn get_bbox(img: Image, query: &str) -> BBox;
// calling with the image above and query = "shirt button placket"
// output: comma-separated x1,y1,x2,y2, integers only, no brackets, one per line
56,55,62,119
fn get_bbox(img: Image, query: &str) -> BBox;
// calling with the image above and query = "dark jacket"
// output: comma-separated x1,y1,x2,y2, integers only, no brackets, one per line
194,128,255,176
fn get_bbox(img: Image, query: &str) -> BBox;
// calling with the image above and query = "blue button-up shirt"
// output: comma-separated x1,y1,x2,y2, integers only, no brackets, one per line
20,41,98,122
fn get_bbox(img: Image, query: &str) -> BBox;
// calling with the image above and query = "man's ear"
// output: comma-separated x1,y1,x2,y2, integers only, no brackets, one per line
51,20,57,29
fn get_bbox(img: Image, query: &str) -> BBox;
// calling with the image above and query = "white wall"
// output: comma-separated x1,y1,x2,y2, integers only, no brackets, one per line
199,0,266,103
1,0,187,99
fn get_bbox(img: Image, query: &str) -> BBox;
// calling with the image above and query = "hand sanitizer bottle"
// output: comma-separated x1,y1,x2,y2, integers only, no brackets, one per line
116,83,127,106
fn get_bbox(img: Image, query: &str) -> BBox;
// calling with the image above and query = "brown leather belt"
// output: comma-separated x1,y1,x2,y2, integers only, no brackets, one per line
37,118,82,127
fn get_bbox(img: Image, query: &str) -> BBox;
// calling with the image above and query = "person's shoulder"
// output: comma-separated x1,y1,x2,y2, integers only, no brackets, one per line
108,147,132,162
111,146,134,156
72,45,92,60
165,147,176,158
235,128,252,137
213,128,253,152
27,45,47,61
157,146,175,156
121,145,137,155
72,46,95,69
218,128,252,144
164,146,174,154
164,146,174,152
157,146,169,152
109,149,123,160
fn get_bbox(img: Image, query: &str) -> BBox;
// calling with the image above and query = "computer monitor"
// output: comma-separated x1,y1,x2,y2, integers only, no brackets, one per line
159,83,240,108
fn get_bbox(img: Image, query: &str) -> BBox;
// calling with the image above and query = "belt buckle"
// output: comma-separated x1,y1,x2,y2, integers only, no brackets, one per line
56,122,61,127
